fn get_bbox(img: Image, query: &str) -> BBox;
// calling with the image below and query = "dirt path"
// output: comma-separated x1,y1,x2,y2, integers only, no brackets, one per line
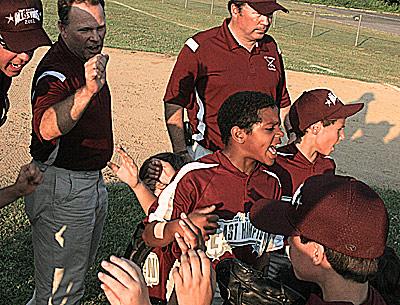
1,47,399,189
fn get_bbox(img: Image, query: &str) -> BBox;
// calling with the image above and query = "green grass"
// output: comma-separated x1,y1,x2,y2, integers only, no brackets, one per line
41,0,400,85
0,184,399,304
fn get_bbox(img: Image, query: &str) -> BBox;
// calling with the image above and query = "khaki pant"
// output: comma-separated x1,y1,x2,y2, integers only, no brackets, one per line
25,164,108,305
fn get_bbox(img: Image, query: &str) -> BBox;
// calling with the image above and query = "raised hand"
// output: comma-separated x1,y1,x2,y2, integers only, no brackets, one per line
188,205,219,241
84,53,109,96
172,248,215,305
98,256,151,305
108,147,139,189
175,212,206,253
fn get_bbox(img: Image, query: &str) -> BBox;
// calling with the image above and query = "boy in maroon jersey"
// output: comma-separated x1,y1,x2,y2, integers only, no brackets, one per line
250,174,388,305
143,90,284,268
271,88,364,201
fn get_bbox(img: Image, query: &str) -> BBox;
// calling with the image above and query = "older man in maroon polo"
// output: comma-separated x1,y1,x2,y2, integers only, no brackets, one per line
164,0,291,161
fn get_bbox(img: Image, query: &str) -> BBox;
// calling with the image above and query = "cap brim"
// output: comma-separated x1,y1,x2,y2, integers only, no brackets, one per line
0,28,51,53
328,102,364,121
249,198,296,235
248,2,289,15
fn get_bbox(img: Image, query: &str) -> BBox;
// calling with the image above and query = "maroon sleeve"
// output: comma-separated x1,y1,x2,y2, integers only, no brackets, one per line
163,44,199,108
31,75,72,142
146,171,198,223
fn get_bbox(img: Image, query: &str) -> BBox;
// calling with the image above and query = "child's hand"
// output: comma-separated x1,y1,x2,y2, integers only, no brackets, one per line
108,147,139,189
98,256,151,305
188,205,219,241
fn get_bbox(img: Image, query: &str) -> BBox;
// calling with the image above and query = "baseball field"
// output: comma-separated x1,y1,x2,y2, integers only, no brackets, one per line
0,0,399,304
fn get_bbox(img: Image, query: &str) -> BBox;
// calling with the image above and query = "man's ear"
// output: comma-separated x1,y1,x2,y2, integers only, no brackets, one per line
230,126,246,144
231,3,241,17
58,21,67,38
311,242,325,266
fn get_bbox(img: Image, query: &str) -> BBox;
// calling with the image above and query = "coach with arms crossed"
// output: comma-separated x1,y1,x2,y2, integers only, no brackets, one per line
164,0,291,161
25,0,112,304
0,0,51,208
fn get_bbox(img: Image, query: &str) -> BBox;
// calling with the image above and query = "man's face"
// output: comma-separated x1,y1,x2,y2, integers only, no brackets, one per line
315,118,346,156
0,46,33,77
59,2,106,62
233,4,273,42
243,106,283,166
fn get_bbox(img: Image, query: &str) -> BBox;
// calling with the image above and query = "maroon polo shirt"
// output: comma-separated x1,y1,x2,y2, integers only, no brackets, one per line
270,143,336,200
164,19,290,151
306,287,387,305
0,71,12,96
148,150,283,265
29,36,113,171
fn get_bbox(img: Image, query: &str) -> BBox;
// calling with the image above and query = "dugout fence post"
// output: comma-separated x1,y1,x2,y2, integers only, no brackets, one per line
355,14,363,46
184,0,188,9
210,0,214,14
310,7,317,38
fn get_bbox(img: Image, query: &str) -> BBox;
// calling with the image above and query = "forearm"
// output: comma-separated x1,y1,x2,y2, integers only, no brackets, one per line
39,86,94,140
130,181,157,215
143,220,182,248
165,103,187,153
0,185,22,209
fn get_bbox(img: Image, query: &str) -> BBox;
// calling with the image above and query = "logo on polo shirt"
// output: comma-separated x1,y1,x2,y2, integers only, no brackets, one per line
5,8,41,26
205,212,283,261
264,56,277,71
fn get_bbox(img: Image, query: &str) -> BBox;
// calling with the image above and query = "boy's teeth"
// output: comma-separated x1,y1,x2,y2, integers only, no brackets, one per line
11,63,21,68
268,146,277,155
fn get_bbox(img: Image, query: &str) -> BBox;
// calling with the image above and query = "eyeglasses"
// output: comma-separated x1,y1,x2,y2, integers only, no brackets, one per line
0,91,10,127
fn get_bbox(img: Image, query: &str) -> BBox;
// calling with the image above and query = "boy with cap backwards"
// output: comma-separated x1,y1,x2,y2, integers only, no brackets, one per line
250,174,389,305
270,89,364,201
0,0,51,208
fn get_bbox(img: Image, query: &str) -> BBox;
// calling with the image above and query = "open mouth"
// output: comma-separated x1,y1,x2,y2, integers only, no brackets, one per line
268,146,277,155
10,63,22,69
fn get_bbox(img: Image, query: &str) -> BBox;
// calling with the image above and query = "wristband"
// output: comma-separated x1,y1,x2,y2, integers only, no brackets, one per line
154,222,167,239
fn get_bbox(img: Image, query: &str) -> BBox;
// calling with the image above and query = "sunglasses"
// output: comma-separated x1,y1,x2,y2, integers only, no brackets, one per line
0,91,10,127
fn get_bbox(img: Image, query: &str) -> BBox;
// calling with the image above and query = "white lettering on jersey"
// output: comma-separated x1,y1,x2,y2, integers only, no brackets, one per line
205,212,284,261
143,252,160,287
185,38,199,52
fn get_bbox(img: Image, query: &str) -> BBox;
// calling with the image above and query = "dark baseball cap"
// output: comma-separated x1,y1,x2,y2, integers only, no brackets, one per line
0,0,51,53
289,89,364,133
249,175,388,259
233,0,288,15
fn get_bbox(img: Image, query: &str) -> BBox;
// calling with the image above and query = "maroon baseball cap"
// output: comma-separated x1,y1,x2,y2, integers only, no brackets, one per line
0,0,51,53
289,89,364,133
249,175,388,259
234,0,289,15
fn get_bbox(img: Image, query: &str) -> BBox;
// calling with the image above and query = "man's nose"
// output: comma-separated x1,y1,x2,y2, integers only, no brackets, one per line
17,51,32,62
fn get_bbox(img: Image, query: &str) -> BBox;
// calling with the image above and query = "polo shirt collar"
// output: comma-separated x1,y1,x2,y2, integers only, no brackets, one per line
57,35,86,65
219,18,241,51
0,71,12,95
220,18,264,54
290,143,325,166
216,150,261,178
